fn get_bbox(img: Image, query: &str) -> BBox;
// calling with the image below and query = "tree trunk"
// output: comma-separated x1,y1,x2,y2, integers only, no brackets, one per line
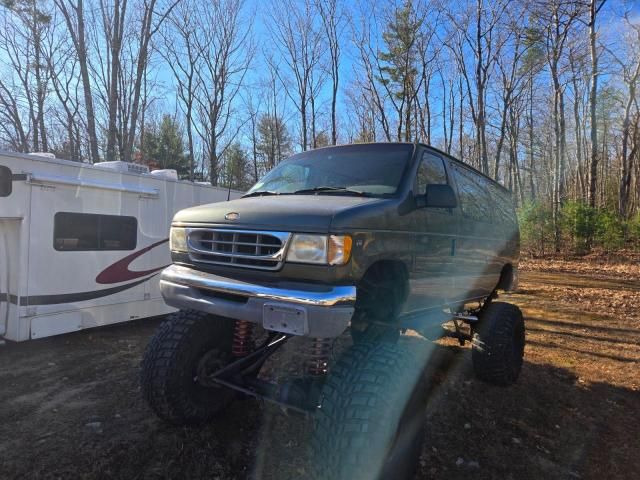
57,0,101,162
588,0,599,208
475,0,489,174
106,0,127,162
619,72,639,217
528,76,536,200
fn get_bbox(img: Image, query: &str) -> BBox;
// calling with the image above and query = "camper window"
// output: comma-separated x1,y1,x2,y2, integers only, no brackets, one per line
54,212,137,251
0,165,12,197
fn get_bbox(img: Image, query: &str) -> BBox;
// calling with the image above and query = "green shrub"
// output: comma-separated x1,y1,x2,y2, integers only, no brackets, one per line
517,201,554,255
560,201,596,254
593,209,625,252
518,199,639,254
627,213,640,251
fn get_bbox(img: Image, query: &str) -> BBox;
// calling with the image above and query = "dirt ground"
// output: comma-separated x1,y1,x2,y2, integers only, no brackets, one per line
1,257,639,480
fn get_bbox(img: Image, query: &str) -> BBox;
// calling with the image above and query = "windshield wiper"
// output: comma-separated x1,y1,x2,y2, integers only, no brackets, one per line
242,190,281,198
292,186,370,196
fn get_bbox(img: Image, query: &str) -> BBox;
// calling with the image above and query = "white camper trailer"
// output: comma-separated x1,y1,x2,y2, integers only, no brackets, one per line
0,152,242,342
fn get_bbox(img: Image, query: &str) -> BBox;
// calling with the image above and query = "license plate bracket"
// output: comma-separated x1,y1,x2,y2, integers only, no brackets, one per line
262,303,309,336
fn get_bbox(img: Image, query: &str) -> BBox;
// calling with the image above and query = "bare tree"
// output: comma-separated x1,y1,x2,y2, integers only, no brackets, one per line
0,0,54,152
97,0,128,162
350,2,393,141
262,54,286,169
0,0,639,246
193,0,252,185
610,12,640,218
54,0,100,161
122,0,180,162
531,0,582,250
567,42,589,200
45,11,84,160
493,15,528,180
587,0,606,207
446,0,508,174
160,0,201,180
0,8,30,151
243,89,262,182
269,0,324,151
317,0,344,145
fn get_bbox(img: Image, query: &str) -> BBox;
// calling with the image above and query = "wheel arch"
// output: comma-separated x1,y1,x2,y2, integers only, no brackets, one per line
496,263,518,291
357,259,410,307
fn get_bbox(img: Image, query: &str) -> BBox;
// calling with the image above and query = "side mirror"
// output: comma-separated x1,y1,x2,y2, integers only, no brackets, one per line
0,165,12,197
425,184,457,209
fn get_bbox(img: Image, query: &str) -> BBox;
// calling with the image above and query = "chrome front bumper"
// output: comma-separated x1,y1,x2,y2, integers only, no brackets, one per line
159,264,356,338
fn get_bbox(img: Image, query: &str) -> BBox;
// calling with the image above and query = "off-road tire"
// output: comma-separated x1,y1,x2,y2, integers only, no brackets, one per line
310,342,427,480
472,301,525,386
350,323,400,344
140,309,236,425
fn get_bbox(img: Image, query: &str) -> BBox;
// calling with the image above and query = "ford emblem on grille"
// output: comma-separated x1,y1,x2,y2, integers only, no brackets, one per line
225,212,239,221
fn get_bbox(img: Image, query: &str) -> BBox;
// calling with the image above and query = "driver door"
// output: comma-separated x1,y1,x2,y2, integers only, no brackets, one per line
403,150,457,314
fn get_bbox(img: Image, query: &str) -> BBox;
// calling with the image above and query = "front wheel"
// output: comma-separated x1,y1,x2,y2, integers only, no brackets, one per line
472,301,525,386
140,309,237,425
310,342,427,480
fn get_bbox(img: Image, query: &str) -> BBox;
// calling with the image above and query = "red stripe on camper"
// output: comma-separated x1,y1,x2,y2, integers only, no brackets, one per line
95,238,169,284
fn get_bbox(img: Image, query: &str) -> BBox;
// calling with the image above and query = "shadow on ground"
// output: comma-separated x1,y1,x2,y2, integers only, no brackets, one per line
0,320,637,480
1,266,639,480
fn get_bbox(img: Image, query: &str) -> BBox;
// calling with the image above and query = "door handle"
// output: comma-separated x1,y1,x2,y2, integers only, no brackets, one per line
450,238,456,256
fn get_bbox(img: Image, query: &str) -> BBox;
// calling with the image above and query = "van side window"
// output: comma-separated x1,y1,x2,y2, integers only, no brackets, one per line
452,167,493,222
416,152,447,194
488,183,516,227
54,212,137,251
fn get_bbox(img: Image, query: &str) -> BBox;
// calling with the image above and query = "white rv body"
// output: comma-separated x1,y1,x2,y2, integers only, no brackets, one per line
0,152,242,342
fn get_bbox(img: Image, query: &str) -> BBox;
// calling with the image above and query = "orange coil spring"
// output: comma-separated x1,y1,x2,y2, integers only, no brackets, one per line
232,320,254,357
307,337,331,376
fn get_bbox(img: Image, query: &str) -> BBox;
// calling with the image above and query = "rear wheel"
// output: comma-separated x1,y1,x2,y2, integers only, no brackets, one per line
310,342,427,480
472,302,525,386
140,309,237,425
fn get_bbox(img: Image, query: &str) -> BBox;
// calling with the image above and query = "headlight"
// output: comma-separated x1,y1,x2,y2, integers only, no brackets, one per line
286,234,327,264
169,227,188,252
286,234,352,265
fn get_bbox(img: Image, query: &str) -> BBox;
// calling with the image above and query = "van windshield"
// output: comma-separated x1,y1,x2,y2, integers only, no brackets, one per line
246,144,413,197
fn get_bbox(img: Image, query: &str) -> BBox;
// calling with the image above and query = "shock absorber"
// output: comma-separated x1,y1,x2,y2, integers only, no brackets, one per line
232,320,254,357
306,337,332,376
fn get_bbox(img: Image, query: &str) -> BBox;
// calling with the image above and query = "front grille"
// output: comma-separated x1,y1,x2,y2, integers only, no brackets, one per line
187,229,290,270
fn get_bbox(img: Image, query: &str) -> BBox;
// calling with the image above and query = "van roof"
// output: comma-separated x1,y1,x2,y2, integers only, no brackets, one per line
304,142,510,193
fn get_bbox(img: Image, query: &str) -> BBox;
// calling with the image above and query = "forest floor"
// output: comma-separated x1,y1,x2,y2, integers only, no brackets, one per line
1,256,639,480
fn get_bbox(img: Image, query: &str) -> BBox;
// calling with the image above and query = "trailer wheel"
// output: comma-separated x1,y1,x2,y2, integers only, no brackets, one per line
310,342,427,480
140,309,236,425
472,302,525,386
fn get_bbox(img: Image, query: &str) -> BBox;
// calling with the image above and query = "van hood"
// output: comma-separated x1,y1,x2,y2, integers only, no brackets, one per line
172,194,387,232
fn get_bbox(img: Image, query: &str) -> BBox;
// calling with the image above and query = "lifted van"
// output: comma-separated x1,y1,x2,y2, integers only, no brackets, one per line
141,143,523,479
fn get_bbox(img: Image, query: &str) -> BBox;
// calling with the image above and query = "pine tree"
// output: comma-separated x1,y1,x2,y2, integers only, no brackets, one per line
256,114,292,171
142,115,189,178
222,143,252,190
377,1,422,141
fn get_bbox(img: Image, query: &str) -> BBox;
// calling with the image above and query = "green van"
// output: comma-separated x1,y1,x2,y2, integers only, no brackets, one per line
141,143,524,479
